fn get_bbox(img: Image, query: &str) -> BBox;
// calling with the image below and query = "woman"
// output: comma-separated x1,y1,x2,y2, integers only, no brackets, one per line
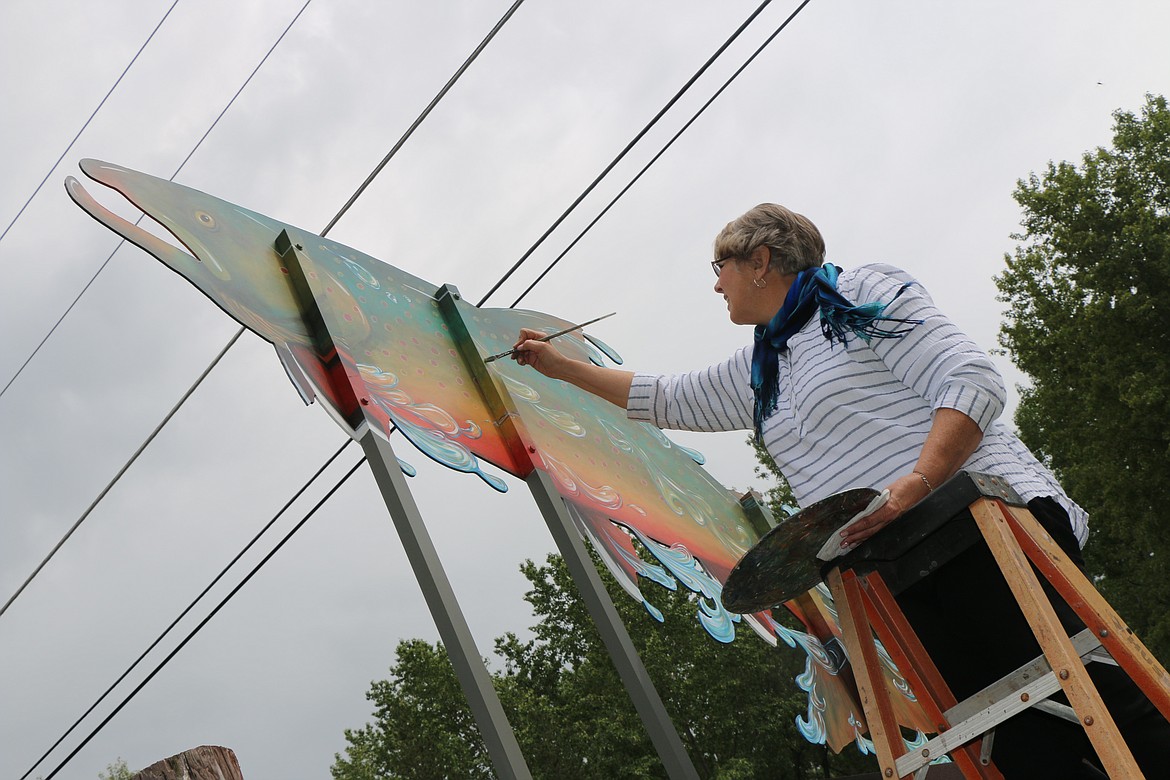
512,203,1083,551
511,203,1165,777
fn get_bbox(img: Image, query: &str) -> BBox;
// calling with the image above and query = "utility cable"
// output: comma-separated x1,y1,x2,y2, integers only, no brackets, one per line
0,240,121,400
0,0,314,402
0,0,182,248
511,0,814,307
320,0,526,237
0,329,244,619
18,437,354,780
474,0,775,307
40,454,369,780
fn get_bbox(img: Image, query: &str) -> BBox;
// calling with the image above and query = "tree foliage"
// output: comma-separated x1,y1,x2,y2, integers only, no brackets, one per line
333,543,875,779
97,758,134,780
996,93,1170,662
333,639,494,780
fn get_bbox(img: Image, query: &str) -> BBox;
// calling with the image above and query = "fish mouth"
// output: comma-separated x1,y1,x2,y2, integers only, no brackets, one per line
73,159,231,280
68,159,315,352
66,172,198,274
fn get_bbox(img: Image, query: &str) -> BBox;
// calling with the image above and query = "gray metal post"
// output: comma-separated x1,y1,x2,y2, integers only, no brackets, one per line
526,469,701,780
360,429,532,780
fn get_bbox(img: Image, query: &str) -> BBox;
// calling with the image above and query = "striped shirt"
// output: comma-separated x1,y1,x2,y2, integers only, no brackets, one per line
627,263,1088,546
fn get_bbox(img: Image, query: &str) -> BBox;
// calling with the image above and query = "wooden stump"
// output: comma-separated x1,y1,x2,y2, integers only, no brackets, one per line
130,746,243,780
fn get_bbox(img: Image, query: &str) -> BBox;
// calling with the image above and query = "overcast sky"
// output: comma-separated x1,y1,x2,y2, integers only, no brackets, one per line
2,1,1168,778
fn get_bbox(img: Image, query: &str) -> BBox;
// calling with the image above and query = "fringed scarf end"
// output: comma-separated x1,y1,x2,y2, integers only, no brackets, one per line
750,268,921,435
818,282,922,345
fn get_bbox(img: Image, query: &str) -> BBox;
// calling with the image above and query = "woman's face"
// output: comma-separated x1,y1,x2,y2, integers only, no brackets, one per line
714,252,766,325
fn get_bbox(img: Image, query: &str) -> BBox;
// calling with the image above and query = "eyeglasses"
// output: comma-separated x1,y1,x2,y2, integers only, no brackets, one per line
711,255,738,277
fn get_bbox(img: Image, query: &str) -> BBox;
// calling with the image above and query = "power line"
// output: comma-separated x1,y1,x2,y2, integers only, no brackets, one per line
174,0,316,176
40,454,370,780
0,0,182,249
0,0,315,402
0,329,244,619
0,240,117,400
18,438,354,780
474,0,776,307
511,0,815,308
320,0,527,237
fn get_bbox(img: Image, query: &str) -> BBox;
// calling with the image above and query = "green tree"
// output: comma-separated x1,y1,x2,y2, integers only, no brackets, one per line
98,758,134,780
333,547,875,779
996,93,1170,662
332,639,494,780
749,436,800,522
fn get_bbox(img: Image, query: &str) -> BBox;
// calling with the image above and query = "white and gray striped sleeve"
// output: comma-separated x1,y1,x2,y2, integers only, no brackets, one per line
626,346,755,432
849,266,1007,431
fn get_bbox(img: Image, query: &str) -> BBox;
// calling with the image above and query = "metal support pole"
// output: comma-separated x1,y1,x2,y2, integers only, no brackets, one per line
360,429,532,780
526,468,701,780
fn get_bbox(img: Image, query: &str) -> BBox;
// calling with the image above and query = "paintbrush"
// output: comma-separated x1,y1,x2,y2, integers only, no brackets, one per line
483,312,616,363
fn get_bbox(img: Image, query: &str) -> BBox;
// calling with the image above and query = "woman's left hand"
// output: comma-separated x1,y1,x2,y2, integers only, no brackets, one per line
838,472,932,549
838,408,982,550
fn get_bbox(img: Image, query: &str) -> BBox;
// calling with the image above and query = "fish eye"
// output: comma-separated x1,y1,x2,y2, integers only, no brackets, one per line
194,210,218,230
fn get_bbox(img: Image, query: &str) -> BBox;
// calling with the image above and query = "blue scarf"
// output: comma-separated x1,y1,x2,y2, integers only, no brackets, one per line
750,264,919,437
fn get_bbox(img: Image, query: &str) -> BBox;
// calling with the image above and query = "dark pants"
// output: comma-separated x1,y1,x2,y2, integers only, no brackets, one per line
896,497,1170,778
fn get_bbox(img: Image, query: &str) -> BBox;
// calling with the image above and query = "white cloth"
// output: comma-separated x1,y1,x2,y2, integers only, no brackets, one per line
626,263,1088,546
816,490,891,561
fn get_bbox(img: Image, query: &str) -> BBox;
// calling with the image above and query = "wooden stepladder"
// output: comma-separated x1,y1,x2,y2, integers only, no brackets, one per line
827,472,1170,779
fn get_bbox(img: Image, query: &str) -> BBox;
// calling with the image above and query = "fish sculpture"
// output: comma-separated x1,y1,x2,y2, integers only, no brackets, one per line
66,159,937,752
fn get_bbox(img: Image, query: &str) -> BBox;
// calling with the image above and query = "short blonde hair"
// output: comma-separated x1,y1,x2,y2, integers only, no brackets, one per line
713,203,825,275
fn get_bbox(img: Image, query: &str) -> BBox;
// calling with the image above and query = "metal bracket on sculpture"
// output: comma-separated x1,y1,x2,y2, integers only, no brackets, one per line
274,230,367,431
434,283,535,477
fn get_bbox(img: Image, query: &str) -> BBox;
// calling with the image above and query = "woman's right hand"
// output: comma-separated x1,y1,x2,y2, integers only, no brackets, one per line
510,327,575,379
508,327,636,408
